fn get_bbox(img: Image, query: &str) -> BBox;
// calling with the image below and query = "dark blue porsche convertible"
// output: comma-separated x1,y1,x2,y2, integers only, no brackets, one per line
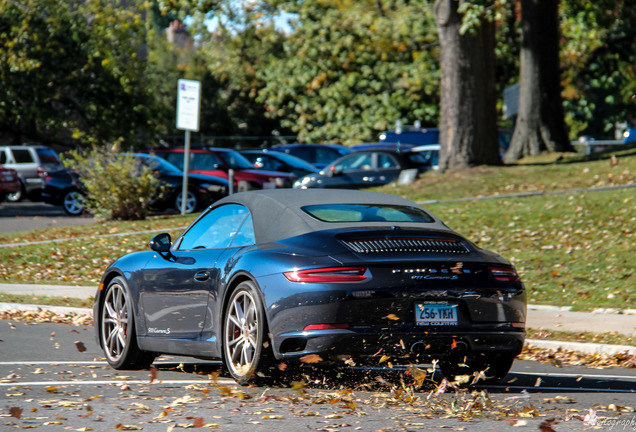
95,189,526,385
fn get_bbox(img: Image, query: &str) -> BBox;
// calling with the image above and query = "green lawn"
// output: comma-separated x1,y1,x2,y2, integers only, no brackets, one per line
0,148,633,311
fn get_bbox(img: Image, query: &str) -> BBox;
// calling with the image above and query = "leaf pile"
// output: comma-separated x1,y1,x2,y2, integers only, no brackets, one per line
519,346,636,369
0,308,93,326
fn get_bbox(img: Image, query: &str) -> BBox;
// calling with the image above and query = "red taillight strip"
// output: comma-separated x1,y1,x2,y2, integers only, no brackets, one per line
284,266,367,283
304,323,350,331
488,266,520,282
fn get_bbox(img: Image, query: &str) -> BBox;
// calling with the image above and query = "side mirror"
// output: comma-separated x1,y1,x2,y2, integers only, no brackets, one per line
149,233,172,252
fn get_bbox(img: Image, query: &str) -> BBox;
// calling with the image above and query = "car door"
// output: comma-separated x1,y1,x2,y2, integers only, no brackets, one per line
140,204,251,339
329,152,374,188
371,152,402,185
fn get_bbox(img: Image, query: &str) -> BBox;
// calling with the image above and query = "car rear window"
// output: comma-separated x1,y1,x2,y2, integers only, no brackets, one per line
35,148,61,164
302,204,435,223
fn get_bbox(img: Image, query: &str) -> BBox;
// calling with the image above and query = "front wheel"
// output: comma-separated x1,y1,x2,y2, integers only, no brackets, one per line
99,277,155,370
223,281,274,385
175,189,199,213
439,354,516,384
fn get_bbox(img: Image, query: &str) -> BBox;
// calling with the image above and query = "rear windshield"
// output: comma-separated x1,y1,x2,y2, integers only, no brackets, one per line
302,204,435,223
35,148,61,164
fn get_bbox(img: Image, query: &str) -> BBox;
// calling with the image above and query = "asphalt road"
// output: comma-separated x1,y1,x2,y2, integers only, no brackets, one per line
0,200,96,234
1,320,635,431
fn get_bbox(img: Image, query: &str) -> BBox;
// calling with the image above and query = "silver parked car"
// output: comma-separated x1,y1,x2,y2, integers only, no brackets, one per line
0,144,62,201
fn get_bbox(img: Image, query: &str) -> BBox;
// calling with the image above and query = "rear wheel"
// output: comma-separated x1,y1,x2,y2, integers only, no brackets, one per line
62,190,85,215
175,189,199,213
99,277,155,370
223,281,274,385
439,354,515,384
6,183,24,202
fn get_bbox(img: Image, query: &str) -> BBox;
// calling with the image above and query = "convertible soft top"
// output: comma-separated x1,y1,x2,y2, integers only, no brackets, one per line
211,189,450,244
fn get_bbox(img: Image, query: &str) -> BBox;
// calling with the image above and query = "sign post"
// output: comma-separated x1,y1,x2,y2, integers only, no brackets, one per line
176,79,201,215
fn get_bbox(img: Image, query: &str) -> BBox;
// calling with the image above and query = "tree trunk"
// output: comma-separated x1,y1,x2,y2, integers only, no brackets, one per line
504,0,573,163
434,0,500,172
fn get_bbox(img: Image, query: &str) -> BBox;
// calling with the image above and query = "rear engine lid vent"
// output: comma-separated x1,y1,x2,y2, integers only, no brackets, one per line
343,237,470,254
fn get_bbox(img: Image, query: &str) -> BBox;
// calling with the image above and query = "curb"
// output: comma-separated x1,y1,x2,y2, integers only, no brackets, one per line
525,339,636,356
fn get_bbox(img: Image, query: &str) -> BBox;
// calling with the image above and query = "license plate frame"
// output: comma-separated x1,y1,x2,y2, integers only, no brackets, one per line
415,303,458,326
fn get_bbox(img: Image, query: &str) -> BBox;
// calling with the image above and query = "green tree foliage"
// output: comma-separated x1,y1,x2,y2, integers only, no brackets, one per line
0,0,156,147
257,0,441,144
62,144,161,220
561,0,636,138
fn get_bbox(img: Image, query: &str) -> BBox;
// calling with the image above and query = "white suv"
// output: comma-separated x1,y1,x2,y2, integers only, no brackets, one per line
0,144,62,201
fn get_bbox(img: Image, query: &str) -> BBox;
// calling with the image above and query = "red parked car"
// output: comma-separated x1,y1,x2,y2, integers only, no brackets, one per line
0,165,21,202
145,148,295,191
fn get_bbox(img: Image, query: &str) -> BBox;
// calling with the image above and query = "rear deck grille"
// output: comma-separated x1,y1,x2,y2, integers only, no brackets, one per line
343,238,470,254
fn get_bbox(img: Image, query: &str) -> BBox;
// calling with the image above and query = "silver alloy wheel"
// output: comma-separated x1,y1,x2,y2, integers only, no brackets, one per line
101,282,130,364
63,191,85,215
175,190,197,213
224,290,259,378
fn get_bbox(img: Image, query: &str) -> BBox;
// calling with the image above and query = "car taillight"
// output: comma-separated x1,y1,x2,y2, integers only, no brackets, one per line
37,167,46,178
304,323,349,331
284,267,367,283
489,266,520,282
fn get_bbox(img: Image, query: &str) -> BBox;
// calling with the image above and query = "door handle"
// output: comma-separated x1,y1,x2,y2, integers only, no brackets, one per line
194,271,210,282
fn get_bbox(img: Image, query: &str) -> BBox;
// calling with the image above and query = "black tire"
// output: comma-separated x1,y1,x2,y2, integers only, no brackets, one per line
174,189,199,214
62,190,85,216
440,354,515,384
6,183,24,202
222,281,274,385
99,277,155,370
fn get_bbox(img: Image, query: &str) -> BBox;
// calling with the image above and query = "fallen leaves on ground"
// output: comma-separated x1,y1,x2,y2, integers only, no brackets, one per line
519,346,636,369
0,308,93,326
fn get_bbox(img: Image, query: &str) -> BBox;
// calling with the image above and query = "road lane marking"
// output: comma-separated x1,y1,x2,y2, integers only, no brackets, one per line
0,378,236,387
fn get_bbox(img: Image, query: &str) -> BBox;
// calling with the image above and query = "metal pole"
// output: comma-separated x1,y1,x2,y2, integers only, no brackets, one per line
181,130,191,215
228,169,234,195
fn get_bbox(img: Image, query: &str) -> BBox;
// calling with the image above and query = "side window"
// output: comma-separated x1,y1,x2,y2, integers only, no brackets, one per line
289,148,312,162
337,154,372,171
377,153,399,169
178,204,251,250
12,149,34,164
0,150,6,164
315,148,337,166
229,215,255,247
160,152,184,170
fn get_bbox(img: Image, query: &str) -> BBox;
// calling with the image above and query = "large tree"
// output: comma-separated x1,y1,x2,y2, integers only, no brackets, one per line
257,0,441,144
504,0,573,163
0,0,154,148
434,0,500,170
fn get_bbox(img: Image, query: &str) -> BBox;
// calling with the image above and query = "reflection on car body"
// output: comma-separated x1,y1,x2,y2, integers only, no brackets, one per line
94,189,526,386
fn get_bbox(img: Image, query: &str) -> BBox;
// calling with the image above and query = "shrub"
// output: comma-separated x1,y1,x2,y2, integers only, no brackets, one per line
62,145,161,220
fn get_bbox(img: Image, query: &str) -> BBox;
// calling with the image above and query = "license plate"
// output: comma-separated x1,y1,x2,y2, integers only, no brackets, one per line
415,303,458,326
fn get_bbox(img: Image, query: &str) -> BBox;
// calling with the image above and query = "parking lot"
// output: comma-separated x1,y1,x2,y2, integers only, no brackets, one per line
0,200,96,234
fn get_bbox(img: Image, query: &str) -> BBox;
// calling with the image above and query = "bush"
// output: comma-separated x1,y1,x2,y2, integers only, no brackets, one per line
62,145,161,220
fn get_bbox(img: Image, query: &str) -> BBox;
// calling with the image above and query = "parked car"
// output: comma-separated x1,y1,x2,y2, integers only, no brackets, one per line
144,148,294,191
42,154,228,215
240,149,319,178
294,148,437,189
351,142,415,151
94,188,526,385
270,143,352,169
0,165,21,202
379,127,510,155
623,127,636,144
0,144,62,201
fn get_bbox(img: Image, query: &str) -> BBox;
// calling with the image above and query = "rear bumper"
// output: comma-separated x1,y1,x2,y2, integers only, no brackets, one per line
273,326,525,363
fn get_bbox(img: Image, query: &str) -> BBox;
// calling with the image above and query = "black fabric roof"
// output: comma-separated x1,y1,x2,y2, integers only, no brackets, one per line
211,189,450,244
